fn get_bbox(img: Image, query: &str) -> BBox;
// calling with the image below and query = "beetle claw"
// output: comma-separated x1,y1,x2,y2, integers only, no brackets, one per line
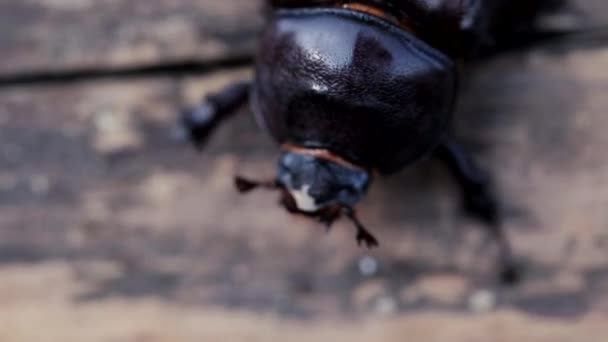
343,207,379,248
356,230,379,249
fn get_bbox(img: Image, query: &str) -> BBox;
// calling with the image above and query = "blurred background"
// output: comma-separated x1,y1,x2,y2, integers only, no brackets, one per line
1,1,608,341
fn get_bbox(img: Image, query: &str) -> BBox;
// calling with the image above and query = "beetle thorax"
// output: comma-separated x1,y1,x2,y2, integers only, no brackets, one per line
251,8,457,173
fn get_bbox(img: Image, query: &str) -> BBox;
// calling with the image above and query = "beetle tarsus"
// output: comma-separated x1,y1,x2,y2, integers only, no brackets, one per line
344,208,379,249
437,140,520,284
356,229,379,249
234,176,279,193
180,81,250,150
234,176,259,193
437,140,500,225
181,104,217,149
492,223,522,285
500,259,522,285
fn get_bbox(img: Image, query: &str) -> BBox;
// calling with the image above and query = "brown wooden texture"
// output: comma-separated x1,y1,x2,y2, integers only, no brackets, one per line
0,1,607,341
0,0,263,75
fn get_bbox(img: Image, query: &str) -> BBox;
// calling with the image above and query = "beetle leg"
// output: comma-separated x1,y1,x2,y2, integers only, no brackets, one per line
343,208,379,249
234,176,280,193
437,140,520,285
180,81,250,149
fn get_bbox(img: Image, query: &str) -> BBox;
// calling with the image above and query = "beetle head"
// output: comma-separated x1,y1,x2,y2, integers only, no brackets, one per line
235,151,371,228
276,151,371,213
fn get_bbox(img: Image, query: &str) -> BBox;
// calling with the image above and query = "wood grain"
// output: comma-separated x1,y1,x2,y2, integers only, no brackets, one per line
0,1,607,341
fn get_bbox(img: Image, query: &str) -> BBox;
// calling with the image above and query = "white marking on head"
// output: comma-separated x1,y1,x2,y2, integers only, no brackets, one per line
289,184,320,212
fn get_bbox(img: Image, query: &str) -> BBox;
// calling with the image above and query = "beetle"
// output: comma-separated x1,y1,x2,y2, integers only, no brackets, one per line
181,0,568,283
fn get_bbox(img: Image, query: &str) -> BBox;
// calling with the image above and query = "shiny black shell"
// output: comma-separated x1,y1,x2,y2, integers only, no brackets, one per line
252,0,562,173
251,8,457,173
269,1,564,57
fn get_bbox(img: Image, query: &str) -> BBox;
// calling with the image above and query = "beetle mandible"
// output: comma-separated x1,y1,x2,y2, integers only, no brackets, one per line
181,0,566,283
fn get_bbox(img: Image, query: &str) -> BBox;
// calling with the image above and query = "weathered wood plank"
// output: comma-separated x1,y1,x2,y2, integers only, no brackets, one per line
0,0,263,75
0,0,608,340
0,43,608,339
0,0,606,77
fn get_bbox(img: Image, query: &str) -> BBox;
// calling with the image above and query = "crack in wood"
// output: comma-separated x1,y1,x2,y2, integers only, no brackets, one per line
0,55,254,88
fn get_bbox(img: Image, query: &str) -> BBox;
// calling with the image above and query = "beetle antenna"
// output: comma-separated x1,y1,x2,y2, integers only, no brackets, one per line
343,207,379,249
234,175,279,193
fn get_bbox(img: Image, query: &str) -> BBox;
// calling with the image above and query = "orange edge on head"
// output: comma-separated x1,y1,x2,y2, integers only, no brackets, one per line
281,143,368,172
340,2,418,35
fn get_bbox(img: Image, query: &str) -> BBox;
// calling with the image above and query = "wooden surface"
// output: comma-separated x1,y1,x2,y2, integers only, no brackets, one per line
0,1,263,75
1,1,608,341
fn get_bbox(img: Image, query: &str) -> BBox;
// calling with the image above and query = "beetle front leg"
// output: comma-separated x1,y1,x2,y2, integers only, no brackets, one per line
180,81,250,149
436,140,520,285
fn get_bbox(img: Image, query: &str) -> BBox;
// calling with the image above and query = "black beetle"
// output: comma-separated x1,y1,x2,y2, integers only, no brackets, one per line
182,0,566,283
